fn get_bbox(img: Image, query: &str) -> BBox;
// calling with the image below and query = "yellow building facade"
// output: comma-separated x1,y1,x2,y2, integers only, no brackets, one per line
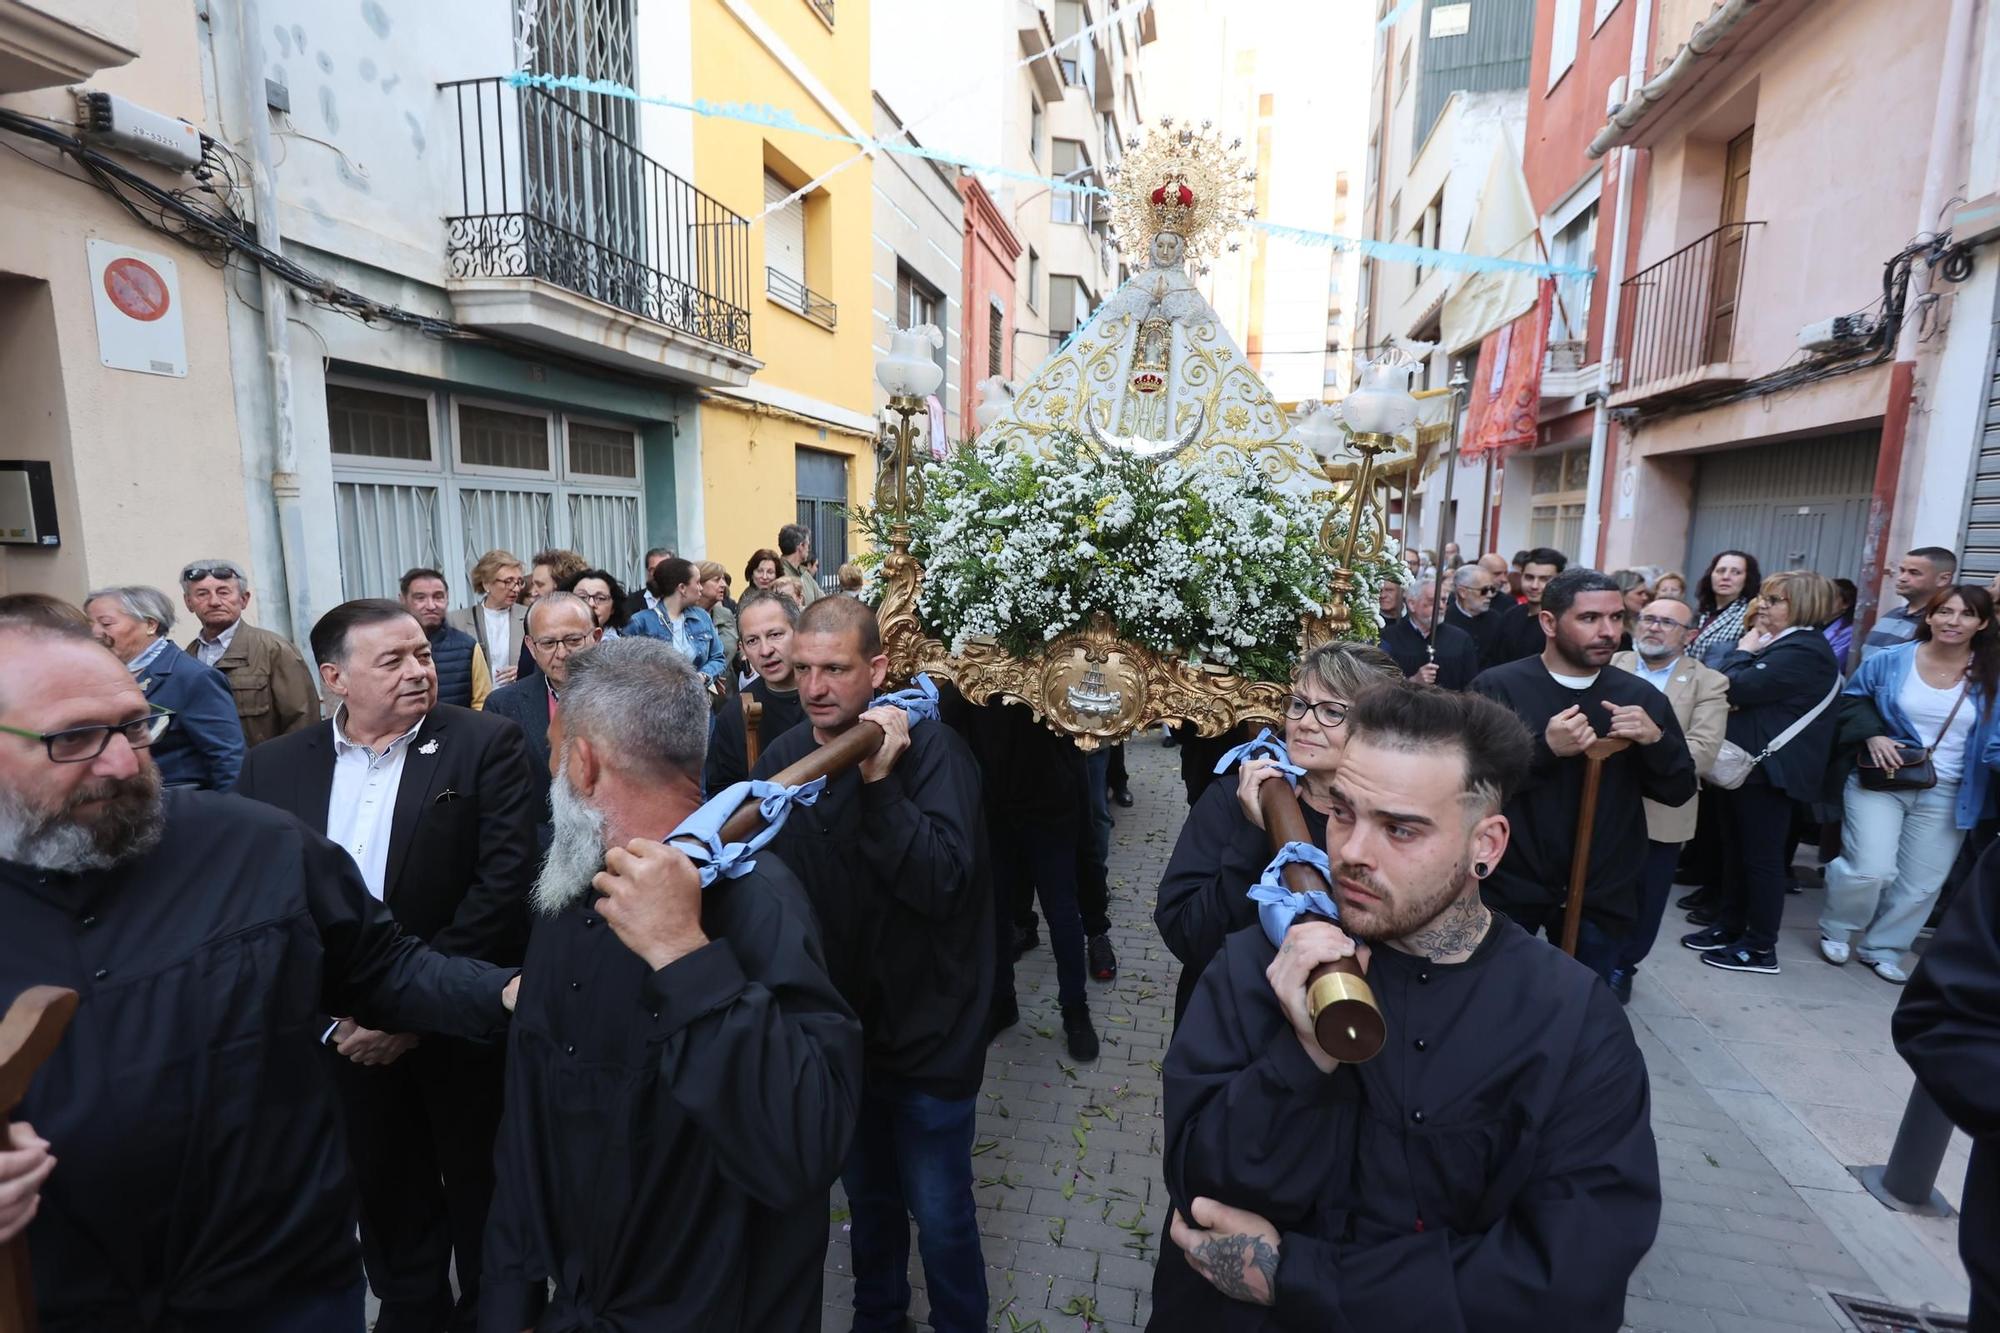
689,0,877,578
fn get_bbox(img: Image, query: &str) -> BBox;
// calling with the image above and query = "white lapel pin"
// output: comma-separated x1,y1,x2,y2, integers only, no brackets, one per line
418,739,440,756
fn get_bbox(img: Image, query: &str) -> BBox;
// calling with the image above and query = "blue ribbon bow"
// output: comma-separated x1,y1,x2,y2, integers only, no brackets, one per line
867,671,941,725
666,777,826,887
1212,727,1306,784
1246,841,1343,948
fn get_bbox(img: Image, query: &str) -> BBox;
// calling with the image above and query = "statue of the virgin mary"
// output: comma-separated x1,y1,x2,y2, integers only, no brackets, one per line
976,119,1325,496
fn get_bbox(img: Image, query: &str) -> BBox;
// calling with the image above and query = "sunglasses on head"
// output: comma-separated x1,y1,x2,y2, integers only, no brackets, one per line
182,565,241,584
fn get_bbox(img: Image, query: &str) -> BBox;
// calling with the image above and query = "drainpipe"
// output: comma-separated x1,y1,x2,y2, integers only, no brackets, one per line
234,0,313,647
1854,0,1977,638
1579,0,1654,567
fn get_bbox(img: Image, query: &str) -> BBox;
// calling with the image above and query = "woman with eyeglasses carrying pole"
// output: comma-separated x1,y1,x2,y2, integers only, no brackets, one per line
1155,642,1403,1026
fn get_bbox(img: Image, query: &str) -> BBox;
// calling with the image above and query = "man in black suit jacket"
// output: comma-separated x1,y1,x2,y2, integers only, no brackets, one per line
484,591,601,848
236,599,536,1333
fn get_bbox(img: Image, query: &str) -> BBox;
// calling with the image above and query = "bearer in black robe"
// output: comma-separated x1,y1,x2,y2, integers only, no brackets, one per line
482,638,860,1331
1470,569,1695,980
1157,642,1401,1023
0,621,518,1331
1378,581,1481,690
1486,547,1568,666
1155,683,1659,1330
752,596,995,1333
1893,840,2000,1329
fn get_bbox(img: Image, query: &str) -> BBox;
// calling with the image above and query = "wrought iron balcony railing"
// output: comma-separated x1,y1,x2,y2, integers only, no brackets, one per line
1616,221,1764,397
767,267,838,330
442,77,753,356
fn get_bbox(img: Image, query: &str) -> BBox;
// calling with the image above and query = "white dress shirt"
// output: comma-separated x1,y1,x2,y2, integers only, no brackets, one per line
193,618,240,667
479,605,513,673
326,709,424,899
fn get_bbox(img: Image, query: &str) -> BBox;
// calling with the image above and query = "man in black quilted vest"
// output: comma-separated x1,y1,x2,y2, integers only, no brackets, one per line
402,568,492,710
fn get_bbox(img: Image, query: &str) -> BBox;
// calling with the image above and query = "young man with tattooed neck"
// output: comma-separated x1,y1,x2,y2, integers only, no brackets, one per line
1153,684,1660,1330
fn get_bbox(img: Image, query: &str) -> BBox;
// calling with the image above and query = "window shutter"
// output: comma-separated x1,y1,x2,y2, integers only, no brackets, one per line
764,172,806,286
988,304,1004,375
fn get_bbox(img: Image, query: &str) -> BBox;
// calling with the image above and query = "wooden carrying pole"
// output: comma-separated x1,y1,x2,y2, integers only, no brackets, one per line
0,986,79,1333
1561,736,1633,956
742,695,765,772
1258,783,1386,1064
718,721,885,845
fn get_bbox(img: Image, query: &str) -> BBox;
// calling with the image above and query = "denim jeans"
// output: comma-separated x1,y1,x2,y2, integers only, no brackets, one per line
844,1076,987,1332
1821,774,1966,964
1484,896,1623,983
1618,839,1685,971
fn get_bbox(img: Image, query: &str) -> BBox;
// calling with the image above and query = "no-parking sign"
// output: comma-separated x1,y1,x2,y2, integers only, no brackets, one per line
88,240,187,378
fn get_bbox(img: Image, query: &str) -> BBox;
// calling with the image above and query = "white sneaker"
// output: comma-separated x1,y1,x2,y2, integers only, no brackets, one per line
1818,937,1850,965
1871,959,1910,985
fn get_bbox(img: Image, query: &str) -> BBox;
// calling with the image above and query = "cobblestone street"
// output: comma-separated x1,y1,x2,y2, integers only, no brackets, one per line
819,735,1972,1333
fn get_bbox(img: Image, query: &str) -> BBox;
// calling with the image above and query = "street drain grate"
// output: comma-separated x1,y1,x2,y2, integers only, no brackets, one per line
1831,1294,1969,1333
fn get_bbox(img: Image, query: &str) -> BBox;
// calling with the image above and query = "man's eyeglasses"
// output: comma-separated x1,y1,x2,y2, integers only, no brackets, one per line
1635,614,1691,631
530,633,593,653
1462,584,1496,599
181,565,241,584
0,707,174,763
1283,695,1348,729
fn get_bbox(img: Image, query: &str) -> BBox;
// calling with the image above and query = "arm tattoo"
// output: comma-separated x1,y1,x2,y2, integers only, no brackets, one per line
1191,1231,1280,1305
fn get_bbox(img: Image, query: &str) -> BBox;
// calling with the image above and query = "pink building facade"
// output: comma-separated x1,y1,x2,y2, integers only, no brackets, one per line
959,175,1022,435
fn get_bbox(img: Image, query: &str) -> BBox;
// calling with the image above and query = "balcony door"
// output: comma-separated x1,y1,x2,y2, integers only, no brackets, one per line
522,0,645,302
1705,127,1754,365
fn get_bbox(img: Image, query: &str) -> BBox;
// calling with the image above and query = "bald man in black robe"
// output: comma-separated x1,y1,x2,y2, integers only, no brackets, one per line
1153,684,1658,1330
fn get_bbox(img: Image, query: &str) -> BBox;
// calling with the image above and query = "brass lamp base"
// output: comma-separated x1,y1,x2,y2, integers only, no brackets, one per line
1307,966,1386,1064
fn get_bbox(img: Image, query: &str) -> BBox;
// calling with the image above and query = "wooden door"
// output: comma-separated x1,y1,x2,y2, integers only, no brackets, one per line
1705,128,1754,364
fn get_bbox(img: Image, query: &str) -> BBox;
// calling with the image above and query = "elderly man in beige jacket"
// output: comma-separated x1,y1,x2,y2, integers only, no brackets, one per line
1609,596,1730,1003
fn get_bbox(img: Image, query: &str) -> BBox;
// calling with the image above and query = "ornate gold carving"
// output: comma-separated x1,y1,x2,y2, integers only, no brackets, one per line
881,559,1288,749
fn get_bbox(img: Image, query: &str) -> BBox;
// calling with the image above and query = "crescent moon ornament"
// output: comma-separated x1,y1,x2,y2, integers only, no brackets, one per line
1084,404,1206,461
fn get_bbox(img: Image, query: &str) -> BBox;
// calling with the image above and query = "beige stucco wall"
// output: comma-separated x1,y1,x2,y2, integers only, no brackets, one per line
1601,0,1945,570
0,2,251,607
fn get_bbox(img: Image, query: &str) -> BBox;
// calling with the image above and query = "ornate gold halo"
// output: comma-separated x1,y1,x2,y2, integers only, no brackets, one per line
1105,118,1256,265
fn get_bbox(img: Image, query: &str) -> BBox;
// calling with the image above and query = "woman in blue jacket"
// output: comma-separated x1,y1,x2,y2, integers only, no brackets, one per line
1819,583,2000,983
624,555,727,679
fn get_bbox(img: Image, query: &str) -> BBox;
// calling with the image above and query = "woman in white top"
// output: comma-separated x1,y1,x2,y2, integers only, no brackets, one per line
1821,584,2000,982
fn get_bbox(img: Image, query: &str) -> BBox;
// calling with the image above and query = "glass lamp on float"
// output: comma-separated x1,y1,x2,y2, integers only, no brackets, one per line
874,326,944,551
1317,353,1418,639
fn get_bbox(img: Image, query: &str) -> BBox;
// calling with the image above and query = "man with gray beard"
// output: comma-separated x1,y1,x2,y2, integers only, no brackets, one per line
0,620,518,1331
481,637,861,1332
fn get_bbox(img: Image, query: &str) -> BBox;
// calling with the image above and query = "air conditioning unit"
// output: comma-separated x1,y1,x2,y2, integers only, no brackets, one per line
1797,313,1877,354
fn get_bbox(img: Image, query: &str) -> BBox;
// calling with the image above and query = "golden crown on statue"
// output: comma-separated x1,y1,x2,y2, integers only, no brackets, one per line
1104,117,1257,264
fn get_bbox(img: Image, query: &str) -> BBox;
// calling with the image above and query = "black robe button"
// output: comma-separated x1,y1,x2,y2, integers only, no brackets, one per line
1413,1038,1428,1052
565,1043,576,1055
93,968,109,980
1417,970,1431,984
1411,1109,1426,1124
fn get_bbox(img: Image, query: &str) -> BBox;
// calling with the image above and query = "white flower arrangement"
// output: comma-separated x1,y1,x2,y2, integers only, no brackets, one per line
858,430,1402,683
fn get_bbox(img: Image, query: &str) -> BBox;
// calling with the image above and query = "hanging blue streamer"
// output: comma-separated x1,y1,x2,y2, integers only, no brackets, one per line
1246,841,1344,948
867,671,941,725
1376,0,1420,31
1211,728,1306,784
496,71,1594,282
668,777,826,888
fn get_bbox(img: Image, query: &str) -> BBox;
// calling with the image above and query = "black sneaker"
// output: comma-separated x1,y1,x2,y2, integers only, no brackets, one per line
1681,924,1735,952
1702,944,1781,974
1062,1004,1100,1061
1011,921,1040,960
1087,933,1118,981
1606,967,1633,1005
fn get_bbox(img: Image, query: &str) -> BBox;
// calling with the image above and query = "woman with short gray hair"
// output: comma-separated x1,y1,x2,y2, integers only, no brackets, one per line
84,584,245,790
